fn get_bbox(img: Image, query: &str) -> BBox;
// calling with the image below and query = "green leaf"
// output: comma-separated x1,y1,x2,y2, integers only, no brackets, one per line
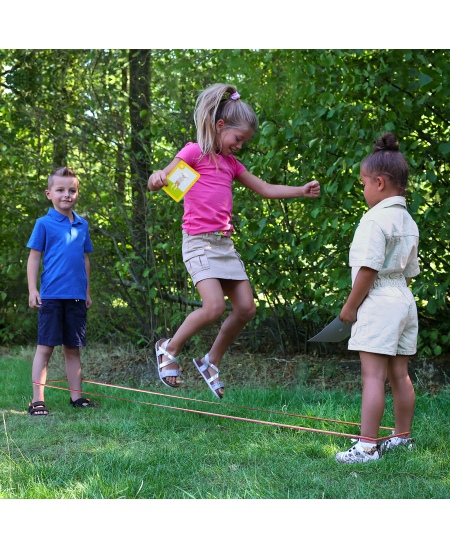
438,142,450,155
418,71,433,87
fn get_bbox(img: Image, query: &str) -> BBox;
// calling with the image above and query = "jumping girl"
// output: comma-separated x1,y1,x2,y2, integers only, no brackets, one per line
148,83,320,399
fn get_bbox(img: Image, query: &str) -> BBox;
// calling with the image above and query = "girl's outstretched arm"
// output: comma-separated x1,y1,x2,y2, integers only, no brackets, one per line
236,170,320,199
148,158,180,192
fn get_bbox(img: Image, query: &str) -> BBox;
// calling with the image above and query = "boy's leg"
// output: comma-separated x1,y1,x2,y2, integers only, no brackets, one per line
63,345,83,402
32,299,61,404
62,299,89,403
387,355,415,436
359,351,389,441
32,345,54,402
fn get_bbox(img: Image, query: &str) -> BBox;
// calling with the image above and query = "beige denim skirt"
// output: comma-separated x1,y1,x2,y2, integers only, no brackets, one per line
182,231,248,286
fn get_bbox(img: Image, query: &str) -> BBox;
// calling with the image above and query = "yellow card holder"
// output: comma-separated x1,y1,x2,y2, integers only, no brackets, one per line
162,161,201,202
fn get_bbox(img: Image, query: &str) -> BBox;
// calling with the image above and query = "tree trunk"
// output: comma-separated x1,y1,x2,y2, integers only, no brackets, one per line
129,49,151,248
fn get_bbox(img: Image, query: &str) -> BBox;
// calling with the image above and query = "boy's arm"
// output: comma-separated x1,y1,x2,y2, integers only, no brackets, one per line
236,170,320,199
339,266,378,324
27,249,42,308
84,253,92,308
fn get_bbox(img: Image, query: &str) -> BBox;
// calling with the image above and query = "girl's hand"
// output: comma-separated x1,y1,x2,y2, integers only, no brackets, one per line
148,170,168,191
339,302,357,324
303,180,321,198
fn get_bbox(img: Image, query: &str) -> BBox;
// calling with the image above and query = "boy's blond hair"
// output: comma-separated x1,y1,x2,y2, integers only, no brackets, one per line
48,167,78,189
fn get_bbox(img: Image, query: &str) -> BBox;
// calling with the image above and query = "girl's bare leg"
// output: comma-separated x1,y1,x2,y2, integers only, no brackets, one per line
359,351,388,441
387,355,415,436
159,279,256,391
196,279,256,397
160,278,227,385
207,279,256,366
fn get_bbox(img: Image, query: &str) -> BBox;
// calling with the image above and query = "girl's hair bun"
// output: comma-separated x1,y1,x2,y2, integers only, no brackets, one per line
373,131,400,153
363,131,408,193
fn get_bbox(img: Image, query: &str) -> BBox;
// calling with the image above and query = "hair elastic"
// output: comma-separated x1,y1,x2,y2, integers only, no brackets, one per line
230,91,240,100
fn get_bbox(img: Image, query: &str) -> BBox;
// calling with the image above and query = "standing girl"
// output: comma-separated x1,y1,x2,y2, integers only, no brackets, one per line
336,132,419,463
148,83,320,398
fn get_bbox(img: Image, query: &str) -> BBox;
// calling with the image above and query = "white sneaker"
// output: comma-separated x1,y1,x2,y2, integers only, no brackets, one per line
335,440,381,463
381,435,414,452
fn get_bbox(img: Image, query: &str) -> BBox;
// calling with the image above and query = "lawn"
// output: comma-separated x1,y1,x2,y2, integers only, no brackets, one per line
1,347,448,545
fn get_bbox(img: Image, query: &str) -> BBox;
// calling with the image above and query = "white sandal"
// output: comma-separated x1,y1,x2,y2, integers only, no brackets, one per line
155,338,181,388
193,354,224,399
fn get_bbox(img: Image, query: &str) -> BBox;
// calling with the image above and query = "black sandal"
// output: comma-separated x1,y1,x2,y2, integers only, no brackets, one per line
28,401,49,416
69,397,97,408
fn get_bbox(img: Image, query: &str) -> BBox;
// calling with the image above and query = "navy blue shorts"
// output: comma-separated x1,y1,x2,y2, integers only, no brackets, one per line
37,299,87,348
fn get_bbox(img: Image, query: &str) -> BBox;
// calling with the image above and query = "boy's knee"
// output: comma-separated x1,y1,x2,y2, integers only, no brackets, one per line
36,345,54,360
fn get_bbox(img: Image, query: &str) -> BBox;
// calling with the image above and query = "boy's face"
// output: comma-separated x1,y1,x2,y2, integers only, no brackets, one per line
46,176,79,216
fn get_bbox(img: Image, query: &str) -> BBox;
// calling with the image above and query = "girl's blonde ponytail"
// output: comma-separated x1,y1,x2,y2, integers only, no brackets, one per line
194,83,258,160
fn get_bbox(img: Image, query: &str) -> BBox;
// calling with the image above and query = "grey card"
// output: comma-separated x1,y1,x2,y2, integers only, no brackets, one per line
308,316,352,343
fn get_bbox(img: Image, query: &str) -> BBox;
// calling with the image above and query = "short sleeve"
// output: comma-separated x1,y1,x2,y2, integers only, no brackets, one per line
26,219,46,252
349,220,385,271
84,225,94,253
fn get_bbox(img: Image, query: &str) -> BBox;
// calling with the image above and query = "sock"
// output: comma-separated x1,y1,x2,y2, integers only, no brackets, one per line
360,440,376,450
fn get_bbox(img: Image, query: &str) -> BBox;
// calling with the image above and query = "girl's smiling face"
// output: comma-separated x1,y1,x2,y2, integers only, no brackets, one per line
216,120,253,157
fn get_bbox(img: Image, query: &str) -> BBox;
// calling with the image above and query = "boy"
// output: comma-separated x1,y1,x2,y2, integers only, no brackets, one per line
27,167,95,415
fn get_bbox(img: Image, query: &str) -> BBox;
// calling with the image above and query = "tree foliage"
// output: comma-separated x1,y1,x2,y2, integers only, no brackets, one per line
0,49,448,356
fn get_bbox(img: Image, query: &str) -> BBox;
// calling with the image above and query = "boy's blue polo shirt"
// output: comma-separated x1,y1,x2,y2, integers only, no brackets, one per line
27,207,93,299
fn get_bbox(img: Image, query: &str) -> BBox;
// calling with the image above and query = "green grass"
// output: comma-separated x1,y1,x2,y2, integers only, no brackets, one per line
1,351,449,501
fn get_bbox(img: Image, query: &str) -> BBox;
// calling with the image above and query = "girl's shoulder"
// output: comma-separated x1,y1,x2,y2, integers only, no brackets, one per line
178,142,201,154
177,142,203,165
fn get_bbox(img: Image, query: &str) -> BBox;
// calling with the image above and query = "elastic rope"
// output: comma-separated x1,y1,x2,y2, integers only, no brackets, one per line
82,378,397,431
39,380,404,443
